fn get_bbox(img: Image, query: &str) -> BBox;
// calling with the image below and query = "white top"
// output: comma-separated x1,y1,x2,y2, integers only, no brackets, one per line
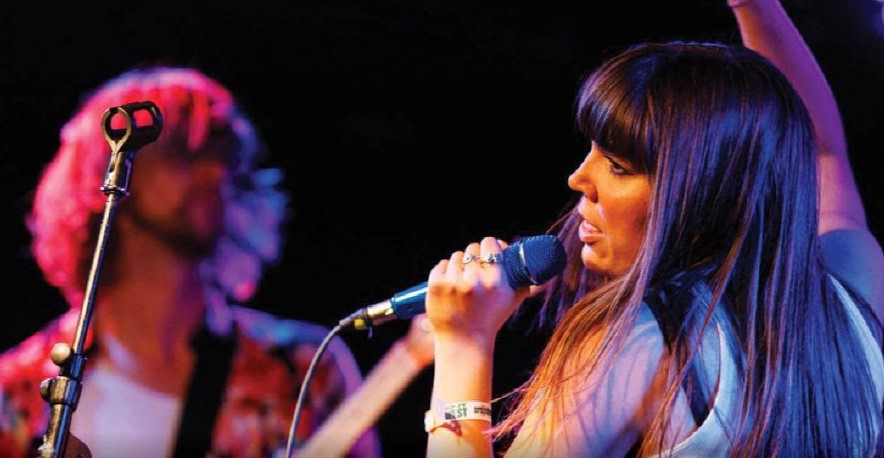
647,276,884,457
70,359,182,458
644,320,737,458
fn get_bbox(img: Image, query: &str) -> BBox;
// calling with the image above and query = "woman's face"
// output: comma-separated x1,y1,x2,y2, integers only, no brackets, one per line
568,142,652,278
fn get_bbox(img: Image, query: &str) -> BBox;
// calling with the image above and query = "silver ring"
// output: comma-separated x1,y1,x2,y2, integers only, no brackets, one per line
462,254,480,265
479,252,502,264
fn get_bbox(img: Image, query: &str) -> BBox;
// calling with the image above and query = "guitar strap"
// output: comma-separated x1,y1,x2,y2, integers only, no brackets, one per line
171,324,237,458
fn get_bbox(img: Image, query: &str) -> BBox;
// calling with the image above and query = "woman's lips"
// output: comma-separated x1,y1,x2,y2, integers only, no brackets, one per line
579,220,602,243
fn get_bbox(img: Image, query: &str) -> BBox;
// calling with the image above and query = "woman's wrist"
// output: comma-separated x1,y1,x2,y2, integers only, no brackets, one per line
433,332,495,359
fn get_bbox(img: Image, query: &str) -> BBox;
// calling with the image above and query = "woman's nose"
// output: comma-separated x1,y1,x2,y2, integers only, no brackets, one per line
568,155,597,202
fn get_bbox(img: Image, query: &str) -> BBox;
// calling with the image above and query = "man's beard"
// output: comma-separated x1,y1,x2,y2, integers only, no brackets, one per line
120,201,222,260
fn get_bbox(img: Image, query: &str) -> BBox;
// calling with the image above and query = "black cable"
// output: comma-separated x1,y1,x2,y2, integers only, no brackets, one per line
284,323,344,458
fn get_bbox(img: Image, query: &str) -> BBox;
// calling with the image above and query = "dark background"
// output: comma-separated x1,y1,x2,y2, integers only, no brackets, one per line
2,0,883,454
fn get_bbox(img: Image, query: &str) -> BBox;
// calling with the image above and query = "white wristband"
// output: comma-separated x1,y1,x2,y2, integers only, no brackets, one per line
424,401,492,433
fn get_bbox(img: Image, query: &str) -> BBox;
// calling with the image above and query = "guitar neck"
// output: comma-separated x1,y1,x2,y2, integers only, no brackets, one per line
297,340,429,457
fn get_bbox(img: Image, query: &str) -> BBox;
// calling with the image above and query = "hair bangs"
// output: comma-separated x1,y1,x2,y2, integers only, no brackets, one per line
576,52,656,174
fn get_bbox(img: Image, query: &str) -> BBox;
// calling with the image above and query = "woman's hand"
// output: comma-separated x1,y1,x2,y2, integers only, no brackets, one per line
425,236,530,349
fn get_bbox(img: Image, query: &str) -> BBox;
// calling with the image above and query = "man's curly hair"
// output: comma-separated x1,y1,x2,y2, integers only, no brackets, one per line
27,66,288,308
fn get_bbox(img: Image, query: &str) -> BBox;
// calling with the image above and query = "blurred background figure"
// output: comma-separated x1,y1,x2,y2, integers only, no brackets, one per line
0,66,381,458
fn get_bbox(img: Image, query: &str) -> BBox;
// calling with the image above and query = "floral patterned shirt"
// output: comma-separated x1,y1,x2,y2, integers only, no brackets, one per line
0,305,381,458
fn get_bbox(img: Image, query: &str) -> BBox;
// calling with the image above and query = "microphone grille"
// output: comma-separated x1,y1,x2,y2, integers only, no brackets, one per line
502,234,566,288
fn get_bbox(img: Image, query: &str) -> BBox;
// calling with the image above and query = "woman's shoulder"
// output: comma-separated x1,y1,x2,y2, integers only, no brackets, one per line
571,303,668,371
820,229,884,320
567,304,671,407
523,305,670,456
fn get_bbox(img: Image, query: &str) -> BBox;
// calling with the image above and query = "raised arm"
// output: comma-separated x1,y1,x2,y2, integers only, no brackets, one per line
730,0,884,313
730,0,863,233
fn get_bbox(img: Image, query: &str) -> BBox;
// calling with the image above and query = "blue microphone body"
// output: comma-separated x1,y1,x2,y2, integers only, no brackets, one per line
340,234,566,331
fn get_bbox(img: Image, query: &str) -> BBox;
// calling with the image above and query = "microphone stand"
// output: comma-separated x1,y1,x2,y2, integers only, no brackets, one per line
37,101,162,458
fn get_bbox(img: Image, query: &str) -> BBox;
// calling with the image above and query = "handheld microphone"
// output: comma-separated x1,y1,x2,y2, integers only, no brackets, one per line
339,234,567,331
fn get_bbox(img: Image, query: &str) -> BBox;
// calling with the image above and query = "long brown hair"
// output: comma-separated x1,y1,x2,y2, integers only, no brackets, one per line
495,42,881,456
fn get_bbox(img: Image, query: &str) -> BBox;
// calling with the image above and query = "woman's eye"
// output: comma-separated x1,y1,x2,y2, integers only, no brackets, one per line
606,157,629,175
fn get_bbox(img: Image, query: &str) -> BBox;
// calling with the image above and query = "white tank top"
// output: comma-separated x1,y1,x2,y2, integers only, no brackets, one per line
647,277,884,457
